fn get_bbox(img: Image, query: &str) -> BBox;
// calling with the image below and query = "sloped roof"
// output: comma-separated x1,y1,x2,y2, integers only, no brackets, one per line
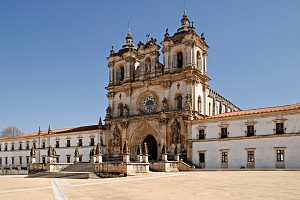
207,102,300,119
0,125,102,141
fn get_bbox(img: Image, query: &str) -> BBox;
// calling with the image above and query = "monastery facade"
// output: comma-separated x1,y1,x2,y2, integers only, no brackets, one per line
0,10,299,170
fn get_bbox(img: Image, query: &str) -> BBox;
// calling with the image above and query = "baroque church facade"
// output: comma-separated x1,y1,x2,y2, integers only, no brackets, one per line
0,10,299,170
104,10,239,161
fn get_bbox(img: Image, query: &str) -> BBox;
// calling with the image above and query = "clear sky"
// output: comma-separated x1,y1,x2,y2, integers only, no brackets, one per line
1,0,300,134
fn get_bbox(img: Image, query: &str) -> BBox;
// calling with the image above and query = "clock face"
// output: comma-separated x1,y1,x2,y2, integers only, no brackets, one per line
140,94,158,114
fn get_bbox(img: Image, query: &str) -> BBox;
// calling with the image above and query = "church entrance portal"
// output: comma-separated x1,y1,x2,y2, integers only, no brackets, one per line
143,134,157,160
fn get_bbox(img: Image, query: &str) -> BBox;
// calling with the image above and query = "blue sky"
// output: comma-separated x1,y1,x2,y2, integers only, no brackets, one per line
0,0,300,134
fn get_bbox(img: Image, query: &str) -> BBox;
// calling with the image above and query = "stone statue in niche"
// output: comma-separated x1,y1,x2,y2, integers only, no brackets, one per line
123,139,130,154
123,104,129,117
171,118,181,144
105,106,111,119
48,145,54,156
145,59,151,73
134,65,141,80
112,126,121,147
162,97,168,112
185,94,192,111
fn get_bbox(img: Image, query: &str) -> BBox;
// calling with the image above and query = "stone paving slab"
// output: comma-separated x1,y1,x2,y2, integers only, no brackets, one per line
0,171,300,200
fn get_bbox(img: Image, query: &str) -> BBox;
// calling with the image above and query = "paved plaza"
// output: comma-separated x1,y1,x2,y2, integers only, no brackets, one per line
0,171,299,200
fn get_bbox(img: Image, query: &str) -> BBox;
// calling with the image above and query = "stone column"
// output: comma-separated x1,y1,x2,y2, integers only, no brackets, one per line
122,140,130,163
142,143,149,163
161,144,168,161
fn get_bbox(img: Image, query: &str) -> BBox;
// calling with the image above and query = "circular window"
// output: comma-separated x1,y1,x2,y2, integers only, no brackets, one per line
140,94,158,114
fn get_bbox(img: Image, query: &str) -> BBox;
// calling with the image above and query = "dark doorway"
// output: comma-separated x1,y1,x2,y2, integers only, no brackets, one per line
143,134,157,160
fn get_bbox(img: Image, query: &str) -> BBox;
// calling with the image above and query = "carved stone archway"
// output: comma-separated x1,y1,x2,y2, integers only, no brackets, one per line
129,123,161,160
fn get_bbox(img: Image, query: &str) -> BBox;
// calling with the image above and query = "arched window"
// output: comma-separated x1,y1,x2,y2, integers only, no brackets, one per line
177,52,183,69
118,103,124,117
176,95,183,110
119,66,124,82
198,96,201,113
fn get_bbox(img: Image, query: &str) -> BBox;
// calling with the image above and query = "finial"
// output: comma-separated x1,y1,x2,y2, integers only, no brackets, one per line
98,117,102,126
38,126,41,135
119,93,122,100
110,45,115,55
201,33,206,41
192,21,194,28
48,125,51,134
146,33,151,42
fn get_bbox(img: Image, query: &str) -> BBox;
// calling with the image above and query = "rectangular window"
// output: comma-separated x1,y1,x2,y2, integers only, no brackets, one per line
199,130,205,140
5,145,7,151
247,125,255,136
12,157,14,165
0,145,1,151
67,156,71,163
56,141,60,148
11,144,14,151
276,123,284,134
199,153,205,163
56,156,59,163
33,142,36,149
221,127,228,138
26,157,29,164
19,143,22,150
78,139,83,147
90,138,95,146
42,157,46,164
42,141,46,149
0,157,2,165
277,150,284,161
26,143,29,150
19,157,22,165
67,140,71,147
5,157,8,165
222,152,228,163
248,151,255,162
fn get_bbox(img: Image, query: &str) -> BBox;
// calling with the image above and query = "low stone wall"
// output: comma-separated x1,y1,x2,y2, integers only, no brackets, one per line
178,161,195,171
29,163,73,174
150,161,179,172
94,162,149,176
0,169,28,175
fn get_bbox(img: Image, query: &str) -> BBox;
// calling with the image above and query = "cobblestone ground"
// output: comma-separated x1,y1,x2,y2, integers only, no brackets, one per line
0,171,300,200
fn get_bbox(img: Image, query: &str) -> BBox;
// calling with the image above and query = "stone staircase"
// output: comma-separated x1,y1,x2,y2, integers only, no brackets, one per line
62,162,94,172
28,163,99,179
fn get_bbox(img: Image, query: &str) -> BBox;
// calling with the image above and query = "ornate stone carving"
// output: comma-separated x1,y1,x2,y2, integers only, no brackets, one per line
74,148,79,157
121,121,129,129
30,146,36,157
89,147,96,156
162,97,168,112
47,145,55,157
112,126,121,147
123,140,130,154
137,144,142,156
185,94,192,111
171,119,181,144
143,142,148,155
106,92,115,98
105,106,111,120
96,142,102,155
123,104,129,117
162,81,171,88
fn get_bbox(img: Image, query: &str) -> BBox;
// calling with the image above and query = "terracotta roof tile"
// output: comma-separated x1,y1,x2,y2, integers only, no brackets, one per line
208,102,300,119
